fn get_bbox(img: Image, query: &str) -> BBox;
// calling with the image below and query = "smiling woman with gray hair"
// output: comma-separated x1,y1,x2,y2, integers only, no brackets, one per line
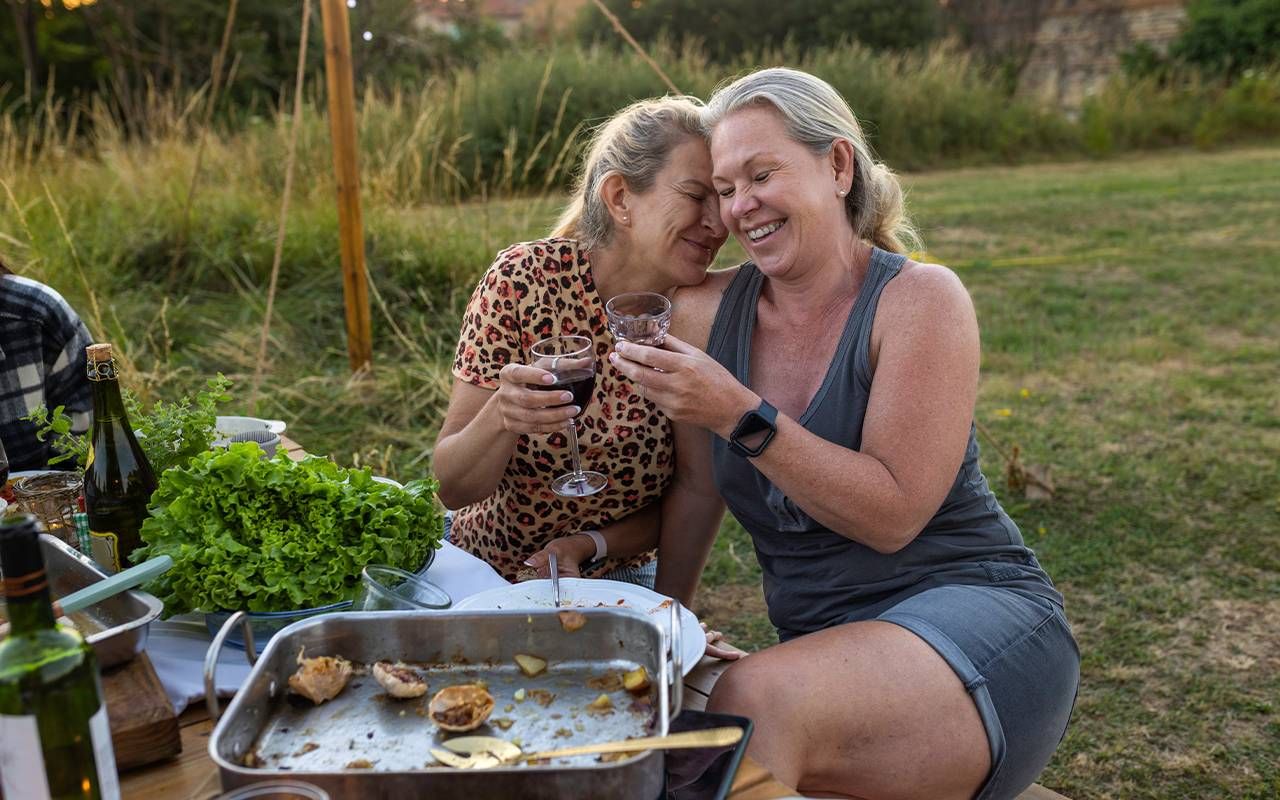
612,68,1079,799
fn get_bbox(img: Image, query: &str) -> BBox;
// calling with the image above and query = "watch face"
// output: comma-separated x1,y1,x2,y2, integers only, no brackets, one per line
730,403,777,457
737,412,772,437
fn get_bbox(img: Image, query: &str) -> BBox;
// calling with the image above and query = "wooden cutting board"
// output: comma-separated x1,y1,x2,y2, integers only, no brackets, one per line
102,652,182,770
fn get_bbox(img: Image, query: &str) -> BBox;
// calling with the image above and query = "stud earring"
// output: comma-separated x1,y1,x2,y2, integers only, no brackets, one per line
838,189,847,197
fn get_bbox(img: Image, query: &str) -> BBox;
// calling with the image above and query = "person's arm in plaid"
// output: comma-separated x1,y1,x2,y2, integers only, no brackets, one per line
41,293,94,436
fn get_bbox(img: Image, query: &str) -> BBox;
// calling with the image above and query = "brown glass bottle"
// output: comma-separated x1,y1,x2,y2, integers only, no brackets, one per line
82,344,156,573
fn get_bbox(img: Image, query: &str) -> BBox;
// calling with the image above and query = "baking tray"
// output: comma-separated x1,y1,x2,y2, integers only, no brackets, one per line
207,606,684,799
0,533,163,668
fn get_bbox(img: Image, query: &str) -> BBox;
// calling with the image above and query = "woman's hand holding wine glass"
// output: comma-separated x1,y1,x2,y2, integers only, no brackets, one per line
492,362,583,436
530,335,607,497
610,334,757,438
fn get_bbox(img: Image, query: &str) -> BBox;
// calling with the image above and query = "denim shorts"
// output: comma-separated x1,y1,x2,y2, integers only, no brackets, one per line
878,585,1080,800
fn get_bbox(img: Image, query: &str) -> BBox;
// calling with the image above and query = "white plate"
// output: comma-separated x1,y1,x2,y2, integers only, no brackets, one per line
453,578,704,676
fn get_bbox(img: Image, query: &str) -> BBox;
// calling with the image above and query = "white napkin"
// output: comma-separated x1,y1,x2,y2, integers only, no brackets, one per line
145,541,510,713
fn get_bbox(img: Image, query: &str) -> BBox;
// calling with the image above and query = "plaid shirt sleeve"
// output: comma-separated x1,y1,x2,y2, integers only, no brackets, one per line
0,275,94,471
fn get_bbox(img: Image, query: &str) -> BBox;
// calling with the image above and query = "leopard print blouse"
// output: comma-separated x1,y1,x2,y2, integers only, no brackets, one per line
449,238,672,581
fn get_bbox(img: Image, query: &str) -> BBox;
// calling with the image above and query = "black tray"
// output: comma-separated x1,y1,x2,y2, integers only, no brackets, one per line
664,710,755,800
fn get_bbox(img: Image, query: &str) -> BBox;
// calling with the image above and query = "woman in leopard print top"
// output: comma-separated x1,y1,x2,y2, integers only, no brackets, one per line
434,96,728,586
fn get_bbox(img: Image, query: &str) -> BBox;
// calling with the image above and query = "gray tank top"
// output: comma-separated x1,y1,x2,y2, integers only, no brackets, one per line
707,249,1062,640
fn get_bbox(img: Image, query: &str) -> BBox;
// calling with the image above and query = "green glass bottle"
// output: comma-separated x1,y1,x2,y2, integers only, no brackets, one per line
82,344,156,574
0,513,120,799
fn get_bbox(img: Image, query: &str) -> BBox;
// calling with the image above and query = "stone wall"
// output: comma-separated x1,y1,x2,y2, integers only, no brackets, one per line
1017,0,1187,110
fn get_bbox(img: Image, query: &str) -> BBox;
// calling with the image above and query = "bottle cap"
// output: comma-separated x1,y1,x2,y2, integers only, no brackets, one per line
86,343,114,363
0,514,46,589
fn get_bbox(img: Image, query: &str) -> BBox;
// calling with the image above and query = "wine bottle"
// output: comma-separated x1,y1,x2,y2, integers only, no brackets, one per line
82,344,156,574
0,513,121,799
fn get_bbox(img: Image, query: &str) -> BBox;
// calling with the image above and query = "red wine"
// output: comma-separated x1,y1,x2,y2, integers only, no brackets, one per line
537,368,596,418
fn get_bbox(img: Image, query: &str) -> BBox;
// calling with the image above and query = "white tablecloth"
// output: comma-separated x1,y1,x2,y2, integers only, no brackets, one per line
145,541,510,713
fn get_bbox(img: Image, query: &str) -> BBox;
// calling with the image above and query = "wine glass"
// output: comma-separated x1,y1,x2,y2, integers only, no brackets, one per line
530,335,607,497
606,291,672,346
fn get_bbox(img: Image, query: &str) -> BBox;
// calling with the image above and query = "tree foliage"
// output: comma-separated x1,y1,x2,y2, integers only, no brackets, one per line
575,0,942,62
0,0,503,130
1170,0,1280,74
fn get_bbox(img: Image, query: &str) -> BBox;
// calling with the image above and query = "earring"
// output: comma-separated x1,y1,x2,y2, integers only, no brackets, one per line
838,189,847,197
621,215,629,223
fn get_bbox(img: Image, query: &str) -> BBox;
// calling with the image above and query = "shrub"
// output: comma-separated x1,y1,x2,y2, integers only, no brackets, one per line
1171,0,1280,76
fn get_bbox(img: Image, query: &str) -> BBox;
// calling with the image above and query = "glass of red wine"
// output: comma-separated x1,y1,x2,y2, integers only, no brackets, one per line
530,335,607,497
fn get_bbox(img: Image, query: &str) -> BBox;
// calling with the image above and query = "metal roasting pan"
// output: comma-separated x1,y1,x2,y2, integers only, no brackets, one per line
0,534,162,668
206,604,684,799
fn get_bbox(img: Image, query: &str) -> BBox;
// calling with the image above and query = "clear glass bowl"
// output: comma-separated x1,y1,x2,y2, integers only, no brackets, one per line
351,564,451,611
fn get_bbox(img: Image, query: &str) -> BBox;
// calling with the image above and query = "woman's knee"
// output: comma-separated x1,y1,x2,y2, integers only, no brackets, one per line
706,654,769,714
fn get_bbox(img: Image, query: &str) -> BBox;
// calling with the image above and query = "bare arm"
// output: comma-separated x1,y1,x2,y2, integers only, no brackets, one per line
433,368,579,510
653,272,733,604
525,501,663,577
612,263,979,554
654,420,726,607
432,381,517,509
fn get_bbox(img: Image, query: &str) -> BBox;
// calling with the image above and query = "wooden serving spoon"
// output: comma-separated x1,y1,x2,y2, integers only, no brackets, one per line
430,726,743,769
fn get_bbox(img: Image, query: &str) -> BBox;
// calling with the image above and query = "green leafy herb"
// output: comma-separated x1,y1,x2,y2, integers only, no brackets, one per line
25,404,89,467
132,442,443,615
125,375,232,474
24,375,232,474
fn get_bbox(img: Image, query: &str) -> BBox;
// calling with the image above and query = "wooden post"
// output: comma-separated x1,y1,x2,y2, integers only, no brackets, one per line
319,0,373,374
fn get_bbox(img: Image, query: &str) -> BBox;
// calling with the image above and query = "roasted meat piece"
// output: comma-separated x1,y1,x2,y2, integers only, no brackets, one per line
287,646,353,705
372,661,429,699
428,684,496,732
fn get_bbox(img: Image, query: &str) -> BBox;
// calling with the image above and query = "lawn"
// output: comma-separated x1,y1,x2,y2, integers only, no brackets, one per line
3,145,1277,798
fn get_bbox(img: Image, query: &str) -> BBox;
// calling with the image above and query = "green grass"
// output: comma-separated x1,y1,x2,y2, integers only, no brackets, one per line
2,145,1278,798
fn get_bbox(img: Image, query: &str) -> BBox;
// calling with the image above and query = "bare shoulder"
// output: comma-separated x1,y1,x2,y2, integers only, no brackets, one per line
671,265,740,350
878,258,975,325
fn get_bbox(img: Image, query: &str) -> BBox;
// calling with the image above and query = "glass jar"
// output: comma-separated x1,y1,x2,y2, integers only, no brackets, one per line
12,472,84,551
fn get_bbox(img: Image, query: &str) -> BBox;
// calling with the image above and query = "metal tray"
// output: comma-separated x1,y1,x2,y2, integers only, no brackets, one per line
207,606,684,799
0,534,162,669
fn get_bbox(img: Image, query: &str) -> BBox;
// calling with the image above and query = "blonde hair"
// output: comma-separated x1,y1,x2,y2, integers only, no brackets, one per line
703,67,921,255
552,95,706,249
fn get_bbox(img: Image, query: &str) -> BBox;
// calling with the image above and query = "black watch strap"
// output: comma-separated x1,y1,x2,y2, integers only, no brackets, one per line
728,399,778,458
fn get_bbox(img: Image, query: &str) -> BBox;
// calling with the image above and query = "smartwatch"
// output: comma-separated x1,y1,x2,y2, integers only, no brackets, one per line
728,399,778,458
